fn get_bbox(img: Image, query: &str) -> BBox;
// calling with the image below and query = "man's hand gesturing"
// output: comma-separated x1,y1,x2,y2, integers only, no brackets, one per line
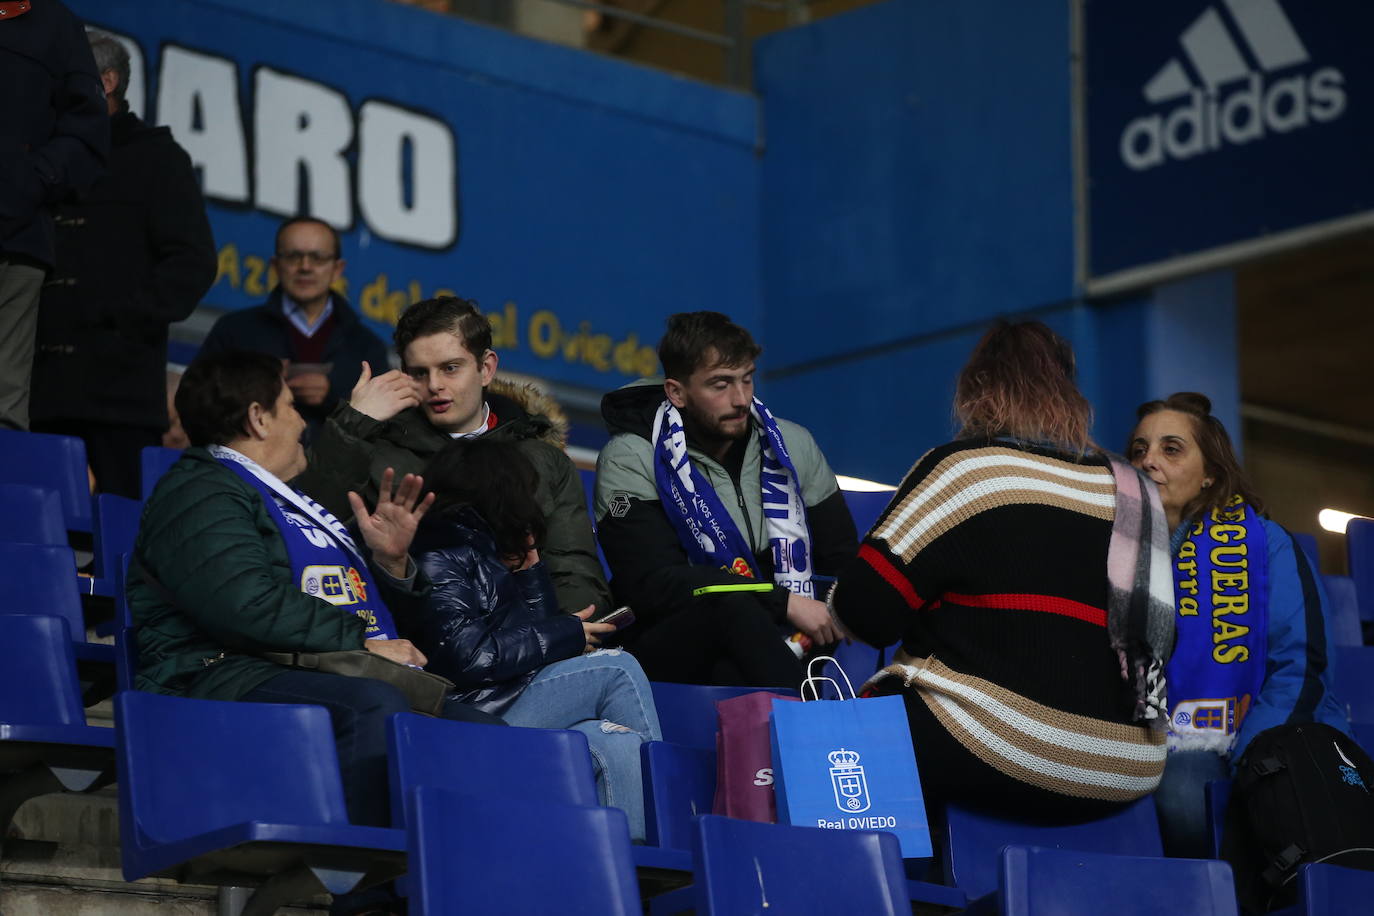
349,360,420,422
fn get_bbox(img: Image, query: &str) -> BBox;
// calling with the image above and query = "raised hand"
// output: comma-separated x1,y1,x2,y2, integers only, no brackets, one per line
350,467,435,578
349,360,421,421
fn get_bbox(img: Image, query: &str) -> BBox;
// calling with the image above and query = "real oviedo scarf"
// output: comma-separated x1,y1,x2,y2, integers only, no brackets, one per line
1166,495,1269,754
652,398,815,598
210,445,400,640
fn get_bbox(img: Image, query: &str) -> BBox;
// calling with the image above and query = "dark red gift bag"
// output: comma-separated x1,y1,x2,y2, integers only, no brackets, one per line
712,691,800,822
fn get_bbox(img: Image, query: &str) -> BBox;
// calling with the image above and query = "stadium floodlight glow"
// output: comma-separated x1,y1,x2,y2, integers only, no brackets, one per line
836,475,897,492
1318,508,1369,534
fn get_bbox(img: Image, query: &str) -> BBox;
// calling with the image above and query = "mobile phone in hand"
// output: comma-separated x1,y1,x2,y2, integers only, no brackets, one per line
589,605,635,630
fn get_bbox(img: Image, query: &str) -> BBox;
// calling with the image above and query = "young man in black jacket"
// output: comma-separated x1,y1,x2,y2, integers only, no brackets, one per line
594,311,857,687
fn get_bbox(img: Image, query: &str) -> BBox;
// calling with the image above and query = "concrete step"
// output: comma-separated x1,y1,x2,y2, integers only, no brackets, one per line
3,789,328,915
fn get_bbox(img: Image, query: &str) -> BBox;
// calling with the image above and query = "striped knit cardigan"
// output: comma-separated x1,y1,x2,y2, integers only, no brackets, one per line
830,439,1166,803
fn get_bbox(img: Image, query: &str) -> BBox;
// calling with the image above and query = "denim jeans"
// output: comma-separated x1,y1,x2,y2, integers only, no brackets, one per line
1154,749,1230,858
501,649,662,842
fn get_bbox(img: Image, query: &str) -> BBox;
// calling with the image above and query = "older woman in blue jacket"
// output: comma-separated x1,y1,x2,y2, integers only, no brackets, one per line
1129,392,1350,857
408,436,661,841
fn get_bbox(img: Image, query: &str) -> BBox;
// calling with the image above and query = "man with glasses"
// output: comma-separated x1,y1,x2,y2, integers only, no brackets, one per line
201,216,388,440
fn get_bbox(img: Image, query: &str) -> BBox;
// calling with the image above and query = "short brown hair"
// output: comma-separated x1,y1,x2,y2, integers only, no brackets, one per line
657,311,761,382
953,320,1096,454
176,350,285,447
1131,392,1264,522
394,296,492,365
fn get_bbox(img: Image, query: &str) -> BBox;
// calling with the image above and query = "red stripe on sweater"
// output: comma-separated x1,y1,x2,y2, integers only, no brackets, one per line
858,544,924,609
942,591,1108,627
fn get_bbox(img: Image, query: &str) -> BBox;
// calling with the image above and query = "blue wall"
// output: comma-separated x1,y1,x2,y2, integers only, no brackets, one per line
753,0,1082,483
68,0,761,392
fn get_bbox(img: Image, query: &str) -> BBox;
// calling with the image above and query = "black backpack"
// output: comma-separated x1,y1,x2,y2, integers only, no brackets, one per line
1223,722,1374,912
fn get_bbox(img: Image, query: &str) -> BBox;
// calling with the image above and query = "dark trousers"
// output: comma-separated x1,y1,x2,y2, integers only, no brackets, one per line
31,419,160,500
622,601,805,689
240,669,504,828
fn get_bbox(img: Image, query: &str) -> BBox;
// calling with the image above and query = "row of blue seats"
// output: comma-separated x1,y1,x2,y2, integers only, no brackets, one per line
0,611,1310,916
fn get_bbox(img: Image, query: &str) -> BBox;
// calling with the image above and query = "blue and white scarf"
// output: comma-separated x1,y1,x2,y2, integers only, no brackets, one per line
1166,495,1269,754
209,445,399,640
652,397,815,597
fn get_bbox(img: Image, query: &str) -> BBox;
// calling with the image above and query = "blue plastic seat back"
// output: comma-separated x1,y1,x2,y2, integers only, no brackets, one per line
114,691,351,849
998,845,1237,916
649,682,800,750
0,542,87,639
0,614,87,727
140,446,183,502
944,795,1164,901
1349,519,1374,626
93,493,142,584
842,488,896,535
408,785,640,916
642,740,716,851
386,712,597,830
113,553,137,694
1323,575,1363,648
0,429,92,532
1335,645,1374,725
0,484,67,546
1296,862,1374,916
692,814,908,916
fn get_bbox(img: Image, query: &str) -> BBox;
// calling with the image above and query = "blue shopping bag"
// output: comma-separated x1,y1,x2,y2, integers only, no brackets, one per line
769,657,932,858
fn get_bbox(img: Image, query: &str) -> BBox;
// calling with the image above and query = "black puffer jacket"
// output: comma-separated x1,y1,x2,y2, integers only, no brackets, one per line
409,508,586,716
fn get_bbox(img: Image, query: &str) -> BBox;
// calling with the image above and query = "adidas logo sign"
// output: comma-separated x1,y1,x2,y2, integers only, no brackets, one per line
1119,0,1346,171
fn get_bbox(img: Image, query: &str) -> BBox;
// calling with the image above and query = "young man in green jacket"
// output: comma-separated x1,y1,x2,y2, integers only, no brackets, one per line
296,296,612,617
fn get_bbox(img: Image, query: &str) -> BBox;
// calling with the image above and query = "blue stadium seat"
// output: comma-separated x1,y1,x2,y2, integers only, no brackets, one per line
1349,519,1374,630
114,691,404,914
387,712,690,876
1323,575,1363,648
112,553,137,695
91,493,141,599
995,845,1237,915
140,445,183,501
1333,645,1374,727
642,740,717,854
0,542,115,675
0,428,92,533
1271,862,1374,916
842,488,895,535
691,814,910,915
944,796,1164,902
577,467,613,579
0,614,115,859
407,786,640,916
1205,779,1231,859
649,682,799,750
0,483,67,546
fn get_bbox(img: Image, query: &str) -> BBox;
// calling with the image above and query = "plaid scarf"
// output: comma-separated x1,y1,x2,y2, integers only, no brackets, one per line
1106,456,1176,725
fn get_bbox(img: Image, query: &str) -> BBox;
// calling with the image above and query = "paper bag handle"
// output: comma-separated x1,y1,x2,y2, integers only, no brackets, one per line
801,655,857,701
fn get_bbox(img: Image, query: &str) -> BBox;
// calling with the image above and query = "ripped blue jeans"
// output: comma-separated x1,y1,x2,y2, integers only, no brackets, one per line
500,649,662,842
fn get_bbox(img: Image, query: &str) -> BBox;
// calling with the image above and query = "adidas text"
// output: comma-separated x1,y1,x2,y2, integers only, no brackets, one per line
1120,68,1345,171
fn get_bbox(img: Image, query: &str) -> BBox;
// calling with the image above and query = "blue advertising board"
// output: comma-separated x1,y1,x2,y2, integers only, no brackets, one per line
65,0,760,391
1084,0,1374,283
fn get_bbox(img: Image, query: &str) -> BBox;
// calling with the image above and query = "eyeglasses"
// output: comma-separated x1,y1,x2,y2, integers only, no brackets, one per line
275,250,338,267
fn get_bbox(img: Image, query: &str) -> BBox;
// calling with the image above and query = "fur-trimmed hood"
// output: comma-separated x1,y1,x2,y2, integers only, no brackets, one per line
488,376,569,449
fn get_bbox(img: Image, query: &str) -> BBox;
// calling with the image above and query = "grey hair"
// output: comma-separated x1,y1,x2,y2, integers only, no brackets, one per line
86,30,130,102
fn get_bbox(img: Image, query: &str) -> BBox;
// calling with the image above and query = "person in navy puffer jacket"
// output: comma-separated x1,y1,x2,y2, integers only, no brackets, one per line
409,436,661,842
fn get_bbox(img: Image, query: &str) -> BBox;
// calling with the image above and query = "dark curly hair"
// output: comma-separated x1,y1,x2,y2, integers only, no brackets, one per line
1130,392,1264,523
422,437,546,563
